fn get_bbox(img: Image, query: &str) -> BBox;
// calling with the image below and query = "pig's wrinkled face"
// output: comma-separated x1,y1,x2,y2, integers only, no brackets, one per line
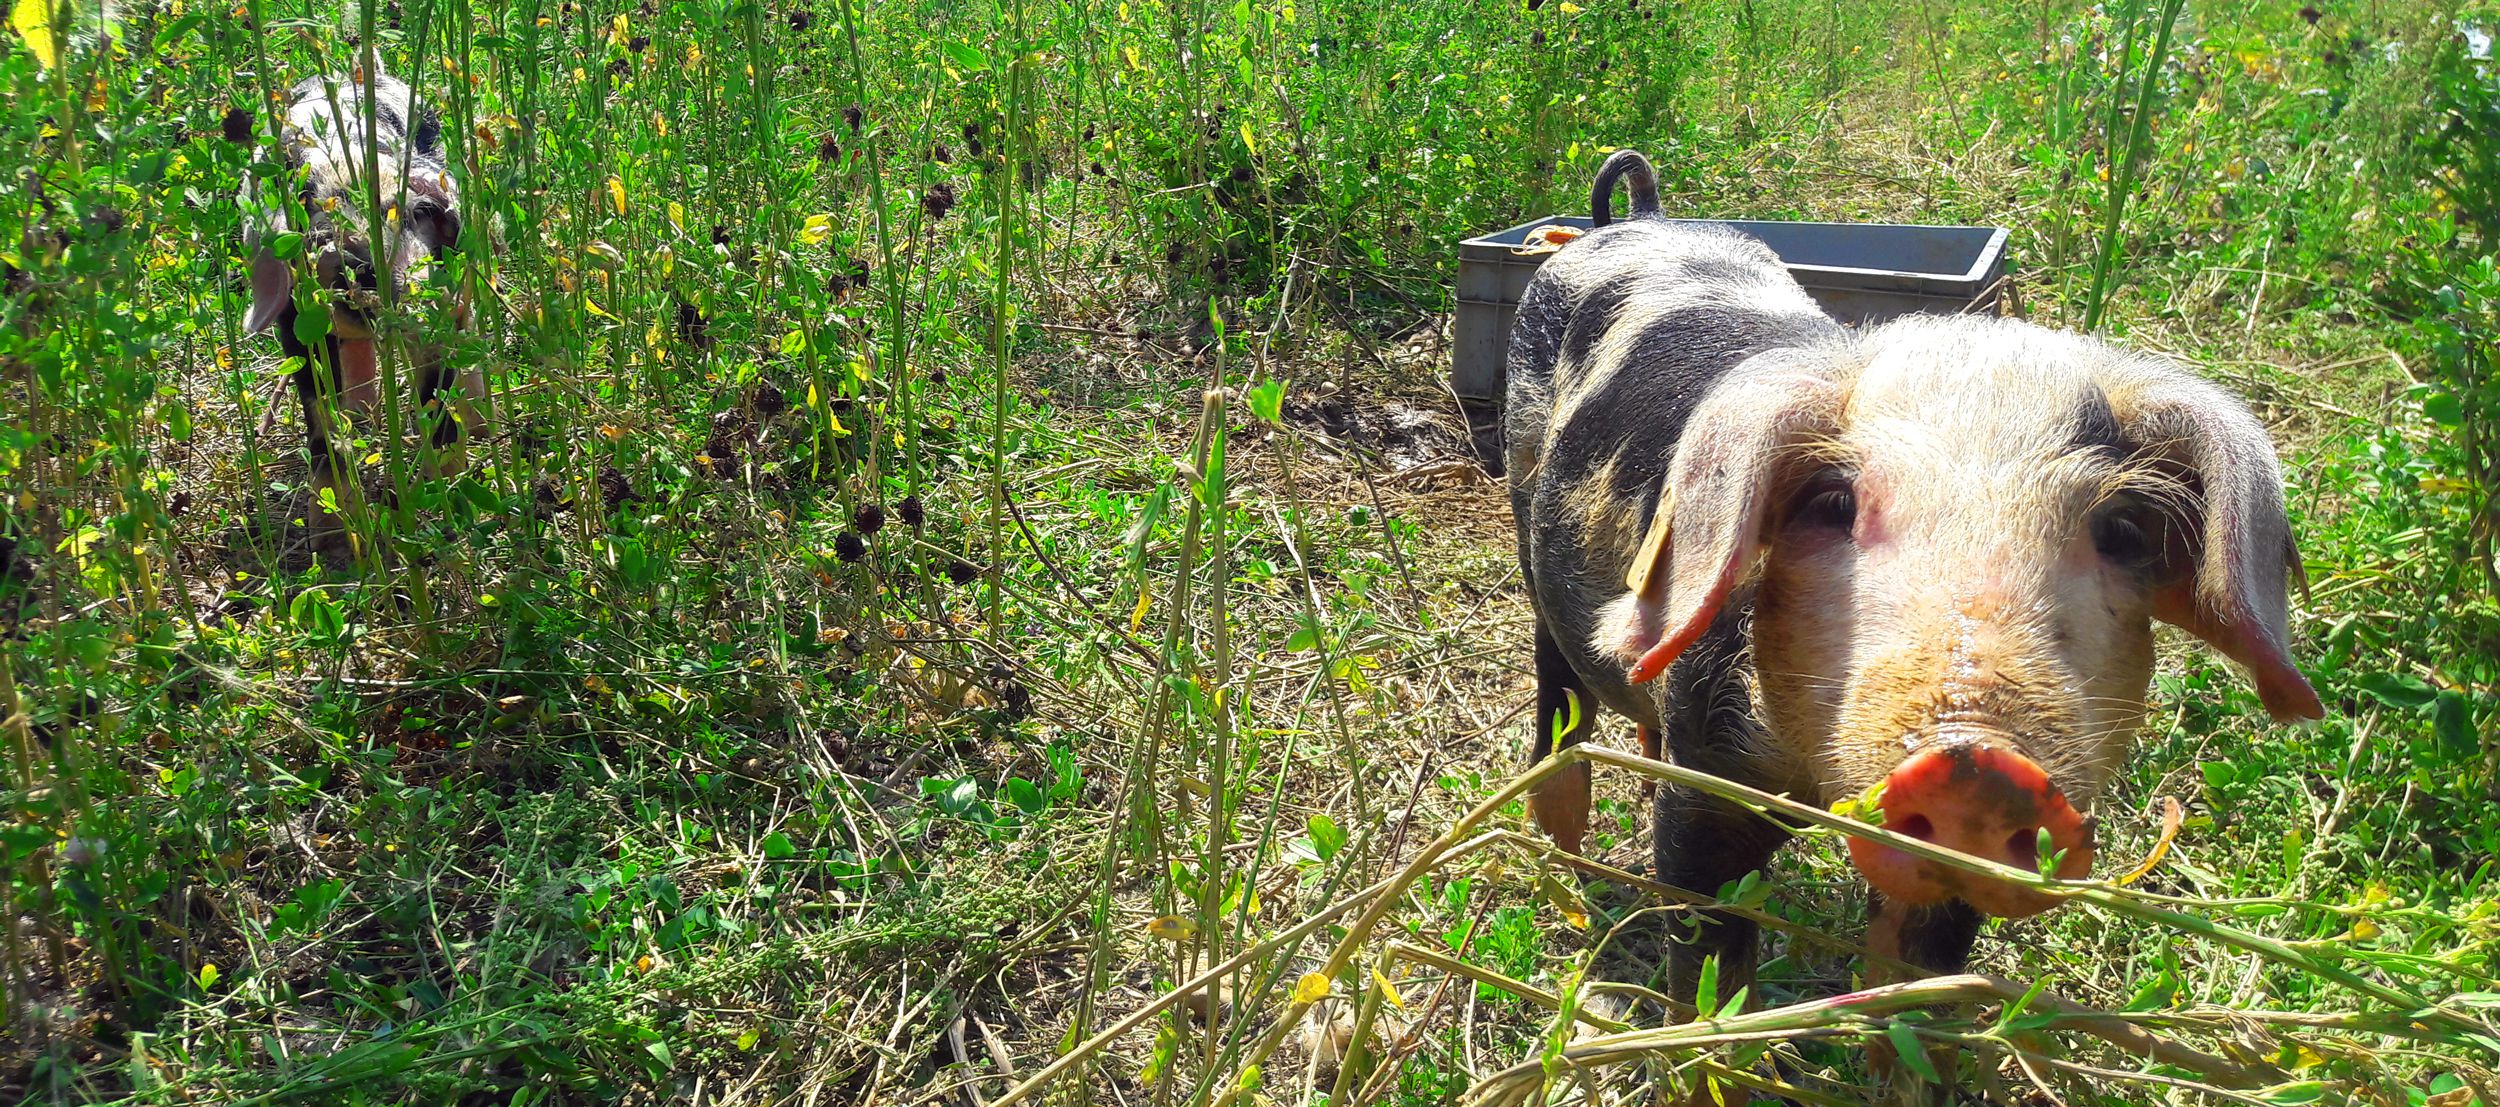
1751,335,2172,915
1602,315,2320,919
284,94,462,337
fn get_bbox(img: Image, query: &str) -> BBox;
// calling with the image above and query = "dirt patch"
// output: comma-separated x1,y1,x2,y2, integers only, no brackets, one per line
1279,391,1472,475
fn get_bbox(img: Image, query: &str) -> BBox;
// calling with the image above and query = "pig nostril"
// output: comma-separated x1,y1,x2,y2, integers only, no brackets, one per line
2008,829,2041,863
1892,814,1934,842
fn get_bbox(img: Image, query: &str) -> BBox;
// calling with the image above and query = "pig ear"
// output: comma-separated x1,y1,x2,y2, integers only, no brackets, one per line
245,246,294,334
1610,348,1847,683
2104,359,2325,722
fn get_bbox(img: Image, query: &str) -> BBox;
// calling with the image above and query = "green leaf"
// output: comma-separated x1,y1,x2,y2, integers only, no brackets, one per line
289,588,344,642
2263,1083,2324,1105
291,297,331,347
1693,955,1719,1020
943,40,988,70
760,832,795,859
2432,691,2477,758
1005,777,1047,815
2421,390,2463,426
270,231,305,260
1123,485,1171,572
1285,620,1319,652
1885,1021,1940,1082
1246,378,1285,423
196,962,219,990
1307,814,1346,859
2353,671,2436,710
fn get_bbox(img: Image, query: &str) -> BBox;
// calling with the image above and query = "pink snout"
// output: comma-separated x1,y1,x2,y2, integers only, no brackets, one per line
1846,742,2095,918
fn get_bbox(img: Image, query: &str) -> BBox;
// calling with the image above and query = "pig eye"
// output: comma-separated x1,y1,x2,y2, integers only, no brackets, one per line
2090,507,2161,569
1787,474,1857,532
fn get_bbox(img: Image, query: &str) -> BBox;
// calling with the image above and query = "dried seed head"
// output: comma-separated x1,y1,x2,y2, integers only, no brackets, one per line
1531,28,1546,45
920,182,957,220
928,367,947,386
852,502,887,536
896,495,926,528
944,558,980,585
751,379,788,418
932,143,951,163
2298,4,2321,23
842,104,864,133
221,106,254,145
600,464,635,504
817,132,841,162
834,531,868,563
787,9,811,31
629,34,649,52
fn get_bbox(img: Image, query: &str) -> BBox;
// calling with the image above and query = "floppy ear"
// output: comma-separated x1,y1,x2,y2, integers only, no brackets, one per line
2103,358,2325,722
1609,346,1848,683
246,246,295,334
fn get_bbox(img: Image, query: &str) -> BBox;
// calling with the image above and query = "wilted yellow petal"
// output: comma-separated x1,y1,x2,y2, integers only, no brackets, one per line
668,200,685,234
606,176,627,217
1293,972,1330,1004
800,213,833,246
1145,915,1197,942
1371,964,1404,1008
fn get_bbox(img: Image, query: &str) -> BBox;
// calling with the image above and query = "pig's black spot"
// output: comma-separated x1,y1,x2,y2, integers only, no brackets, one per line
2067,384,2126,459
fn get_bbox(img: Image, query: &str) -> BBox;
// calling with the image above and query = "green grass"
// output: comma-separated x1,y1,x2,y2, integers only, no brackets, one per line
1,0,2496,1103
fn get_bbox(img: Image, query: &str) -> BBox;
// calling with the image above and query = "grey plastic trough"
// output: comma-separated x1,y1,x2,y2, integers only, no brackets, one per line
1451,214,2010,469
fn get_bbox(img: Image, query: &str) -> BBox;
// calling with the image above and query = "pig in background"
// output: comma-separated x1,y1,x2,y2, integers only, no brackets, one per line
241,51,484,524
1506,149,2323,1005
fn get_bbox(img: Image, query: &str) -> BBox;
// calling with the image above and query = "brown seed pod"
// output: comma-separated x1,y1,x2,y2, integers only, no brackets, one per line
896,495,926,529
222,106,254,145
833,531,868,563
920,182,957,220
842,104,863,133
852,502,886,536
817,133,841,162
944,558,980,585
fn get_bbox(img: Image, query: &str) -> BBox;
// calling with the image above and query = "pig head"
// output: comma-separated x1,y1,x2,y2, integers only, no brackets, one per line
1597,315,2322,920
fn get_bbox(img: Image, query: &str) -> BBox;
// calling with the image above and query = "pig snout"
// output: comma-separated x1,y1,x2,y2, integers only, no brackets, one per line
1844,734,2095,919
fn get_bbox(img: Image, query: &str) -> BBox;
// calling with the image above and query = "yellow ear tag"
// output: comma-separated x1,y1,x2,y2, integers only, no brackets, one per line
1623,488,1675,599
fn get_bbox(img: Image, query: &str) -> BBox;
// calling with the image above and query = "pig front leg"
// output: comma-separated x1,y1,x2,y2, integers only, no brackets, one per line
1865,895,1984,978
1864,895,1985,1096
1653,611,1792,1008
1654,785,1789,1008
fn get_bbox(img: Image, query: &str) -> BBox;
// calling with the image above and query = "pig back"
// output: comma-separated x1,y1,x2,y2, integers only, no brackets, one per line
1504,222,1840,720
